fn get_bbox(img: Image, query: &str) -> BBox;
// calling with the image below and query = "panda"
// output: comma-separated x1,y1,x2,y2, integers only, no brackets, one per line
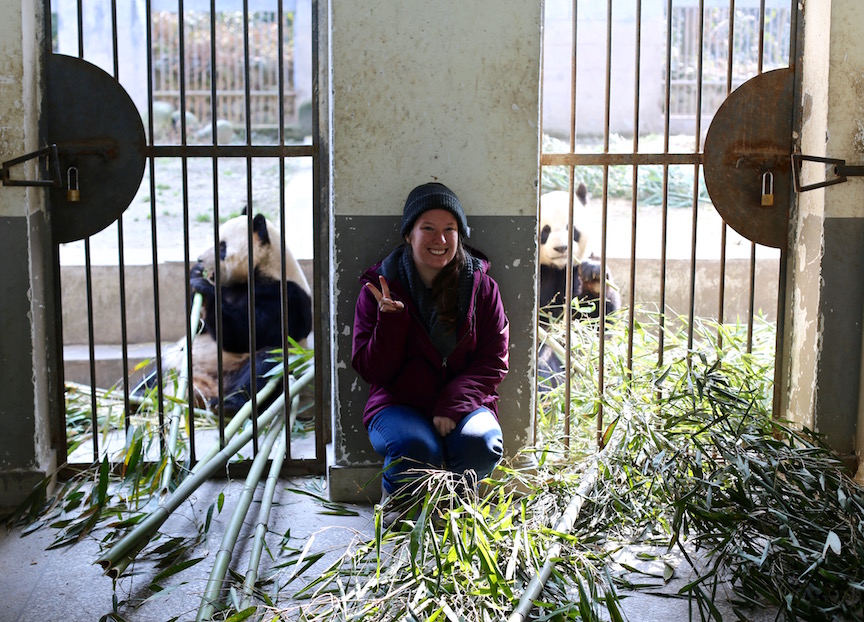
138,210,312,414
537,186,621,390
538,186,620,321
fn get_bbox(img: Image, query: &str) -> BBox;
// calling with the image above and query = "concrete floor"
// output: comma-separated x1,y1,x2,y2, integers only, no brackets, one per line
0,476,377,622
0,473,779,622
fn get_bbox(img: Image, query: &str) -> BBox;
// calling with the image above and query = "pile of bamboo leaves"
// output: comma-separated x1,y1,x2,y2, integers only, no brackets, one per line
3,334,316,621
6,307,864,621
267,313,864,622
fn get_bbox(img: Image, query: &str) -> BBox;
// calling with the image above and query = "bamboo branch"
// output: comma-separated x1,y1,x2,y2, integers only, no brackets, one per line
239,393,297,609
190,369,294,475
95,365,314,578
196,413,285,621
161,292,204,491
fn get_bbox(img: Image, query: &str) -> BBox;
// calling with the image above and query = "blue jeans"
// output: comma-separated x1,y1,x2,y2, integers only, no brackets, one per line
368,405,504,494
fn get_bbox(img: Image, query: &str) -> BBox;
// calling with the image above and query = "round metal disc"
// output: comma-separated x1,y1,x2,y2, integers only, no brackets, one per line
703,67,794,249
47,54,146,243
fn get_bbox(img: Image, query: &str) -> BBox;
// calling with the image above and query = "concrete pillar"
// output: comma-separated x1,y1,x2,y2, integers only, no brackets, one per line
327,0,542,502
785,1,864,470
0,0,61,507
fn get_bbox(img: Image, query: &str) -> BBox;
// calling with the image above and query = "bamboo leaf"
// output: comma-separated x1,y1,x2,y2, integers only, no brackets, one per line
823,530,841,557
151,556,206,585
224,607,258,622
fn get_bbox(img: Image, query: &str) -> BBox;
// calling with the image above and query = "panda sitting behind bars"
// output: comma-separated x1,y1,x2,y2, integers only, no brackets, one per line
136,209,312,414
537,186,620,390
538,186,620,322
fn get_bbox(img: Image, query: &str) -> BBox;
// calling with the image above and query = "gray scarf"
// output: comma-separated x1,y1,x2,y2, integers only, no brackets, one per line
398,247,477,359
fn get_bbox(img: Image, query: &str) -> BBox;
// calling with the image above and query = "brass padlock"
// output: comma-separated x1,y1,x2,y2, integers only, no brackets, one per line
761,170,774,207
67,167,80,202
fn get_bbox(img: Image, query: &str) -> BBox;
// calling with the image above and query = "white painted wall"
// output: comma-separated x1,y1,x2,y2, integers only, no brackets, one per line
328,0,542,500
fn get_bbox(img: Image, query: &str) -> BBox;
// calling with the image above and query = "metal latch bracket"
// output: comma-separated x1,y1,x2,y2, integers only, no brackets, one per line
0,144,61,188
791,153,864,192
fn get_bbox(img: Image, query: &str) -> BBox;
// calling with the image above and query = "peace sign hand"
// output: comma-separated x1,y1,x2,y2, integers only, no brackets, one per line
366,275,405,313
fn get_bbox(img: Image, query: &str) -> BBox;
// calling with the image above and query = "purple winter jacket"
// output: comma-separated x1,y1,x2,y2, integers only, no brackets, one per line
351,246,510,429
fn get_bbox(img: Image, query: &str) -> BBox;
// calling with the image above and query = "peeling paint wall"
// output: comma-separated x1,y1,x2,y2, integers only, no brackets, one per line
0,0,57,508
786,0,864,466
327,1,541,501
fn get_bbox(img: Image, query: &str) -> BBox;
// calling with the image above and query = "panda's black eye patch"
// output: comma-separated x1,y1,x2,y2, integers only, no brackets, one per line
219,241,227,261
540,225,551,245
572,228,581,243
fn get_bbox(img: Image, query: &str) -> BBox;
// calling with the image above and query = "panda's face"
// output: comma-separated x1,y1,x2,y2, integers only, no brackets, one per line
197,215,272,285
538,190,590,270
195,213,310,293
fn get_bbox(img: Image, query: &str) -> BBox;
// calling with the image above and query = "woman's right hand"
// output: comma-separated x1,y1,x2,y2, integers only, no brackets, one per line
366,275,405,313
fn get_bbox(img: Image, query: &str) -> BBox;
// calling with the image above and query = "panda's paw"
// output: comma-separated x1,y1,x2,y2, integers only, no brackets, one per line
190,263,216,294
578,257,607,285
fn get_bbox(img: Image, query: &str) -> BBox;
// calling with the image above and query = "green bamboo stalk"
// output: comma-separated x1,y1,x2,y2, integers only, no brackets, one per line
126,393,213,419
196,413,285,621
507,431,621,622
95,391,284,578
507,462,598,622
190,372,287,475
537,325,587,376
96,365,314,578
160,292,204,491
238,392,298,609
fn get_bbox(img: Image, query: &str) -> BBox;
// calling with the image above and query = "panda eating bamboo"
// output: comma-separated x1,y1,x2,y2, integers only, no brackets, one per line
136,210,312,414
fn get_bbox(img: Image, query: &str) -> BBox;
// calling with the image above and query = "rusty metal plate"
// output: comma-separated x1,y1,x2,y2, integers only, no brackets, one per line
703,67,794,249
47,54,146,243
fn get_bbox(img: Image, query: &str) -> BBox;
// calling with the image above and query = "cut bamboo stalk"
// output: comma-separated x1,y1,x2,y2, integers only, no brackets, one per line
188,378,278,472
196,413,285,621
95,391,284,577
507,428,621,622
537,326,587,376
190,368,297,475
160,292,204,491
96,365,314,578
96,365,315,579
238,393,296,609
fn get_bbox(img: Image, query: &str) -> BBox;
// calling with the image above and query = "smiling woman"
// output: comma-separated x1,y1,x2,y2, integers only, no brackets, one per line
350,182,510,525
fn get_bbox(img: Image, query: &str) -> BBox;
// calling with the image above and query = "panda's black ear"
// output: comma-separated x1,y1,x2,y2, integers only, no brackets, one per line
576,183,588,206
253,213,271,245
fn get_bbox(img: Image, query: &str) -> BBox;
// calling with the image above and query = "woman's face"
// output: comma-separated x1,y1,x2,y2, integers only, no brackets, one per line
405,208,459,285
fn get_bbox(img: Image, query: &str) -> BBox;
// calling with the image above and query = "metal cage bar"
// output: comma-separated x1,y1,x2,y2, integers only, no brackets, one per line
538,0,795,454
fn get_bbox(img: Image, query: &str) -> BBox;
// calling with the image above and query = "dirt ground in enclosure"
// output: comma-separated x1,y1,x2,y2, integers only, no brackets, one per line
57,158,780,267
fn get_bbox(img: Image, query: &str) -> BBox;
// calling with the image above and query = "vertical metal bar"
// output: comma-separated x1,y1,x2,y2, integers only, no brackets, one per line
562,0,580,452
747,0,768,353
717,1,735,343
658,0,673,371
626,0,642,374
242,0,259,454
311,0,326,466
72,0,101,462
109,0,133,435
45,0,70,483
277,1,290,460
209,0,226,449
773,0,801,420
597,0,613,447
177,0,197,463
144,0,166,454
686,0,706,353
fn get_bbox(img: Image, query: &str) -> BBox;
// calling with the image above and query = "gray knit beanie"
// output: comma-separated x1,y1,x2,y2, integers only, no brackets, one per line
400,182,470,238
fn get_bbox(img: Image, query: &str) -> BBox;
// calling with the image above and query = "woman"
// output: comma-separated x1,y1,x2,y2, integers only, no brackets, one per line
351,182,510,504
